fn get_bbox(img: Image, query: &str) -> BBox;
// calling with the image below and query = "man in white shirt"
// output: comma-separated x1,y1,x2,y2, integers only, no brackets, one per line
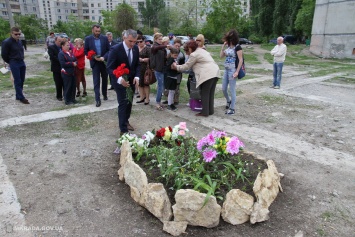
270,37,287,89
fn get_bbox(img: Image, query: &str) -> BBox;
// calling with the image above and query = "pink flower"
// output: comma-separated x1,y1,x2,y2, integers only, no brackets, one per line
178,130,186,136
226,137,244,155
203,149,217,162
179,122,187,130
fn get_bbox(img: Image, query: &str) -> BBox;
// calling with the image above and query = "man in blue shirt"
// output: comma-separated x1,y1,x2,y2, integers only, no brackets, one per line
84,24,110,107
1,27,29,104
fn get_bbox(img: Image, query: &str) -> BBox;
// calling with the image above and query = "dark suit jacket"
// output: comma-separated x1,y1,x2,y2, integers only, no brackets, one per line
106,43,140,84
84,34,110,68
109,40,118,47
48,44,61,73
58,51,77,75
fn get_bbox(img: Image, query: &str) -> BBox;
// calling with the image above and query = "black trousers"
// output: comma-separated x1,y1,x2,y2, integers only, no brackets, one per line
92,62,108,102
62,72,76,103
200,77,218,116
53,71,64,99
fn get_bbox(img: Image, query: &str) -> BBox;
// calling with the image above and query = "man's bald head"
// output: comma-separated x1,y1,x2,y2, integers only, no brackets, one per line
277,37,284,45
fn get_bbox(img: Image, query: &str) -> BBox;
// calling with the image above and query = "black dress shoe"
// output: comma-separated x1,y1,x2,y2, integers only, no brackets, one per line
126,123,134,131
57,97,63,101
103,96,108,101
96,101,101,107
20,99,30,104
108,87,114,90
136,97,146,103
195,113,208,117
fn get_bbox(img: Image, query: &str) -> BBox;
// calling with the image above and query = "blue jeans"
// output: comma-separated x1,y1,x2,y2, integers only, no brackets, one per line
222,68,237,110
273,62,283,87
154,71,164,104
10,60,26,100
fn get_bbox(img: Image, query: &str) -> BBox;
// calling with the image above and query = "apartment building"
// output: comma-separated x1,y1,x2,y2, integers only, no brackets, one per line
1,0,250,29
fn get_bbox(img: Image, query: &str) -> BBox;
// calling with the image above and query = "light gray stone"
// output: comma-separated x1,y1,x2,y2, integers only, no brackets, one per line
123,161,148,201
163,221,188,236
117,167,124,181
141,183,172,222
250,202,270,224
120,141,133,167
253,160,282,209
172,189,221,228
221,189,254,225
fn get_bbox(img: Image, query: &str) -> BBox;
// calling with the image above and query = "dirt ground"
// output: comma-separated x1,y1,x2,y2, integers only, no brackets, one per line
0,45,354,237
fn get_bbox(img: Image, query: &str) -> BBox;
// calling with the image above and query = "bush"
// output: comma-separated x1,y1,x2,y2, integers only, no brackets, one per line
248,34,264,44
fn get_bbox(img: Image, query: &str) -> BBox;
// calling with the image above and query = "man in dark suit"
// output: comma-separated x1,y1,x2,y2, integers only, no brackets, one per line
106,32,118,90
107,29,140,135
48,36,64,101
84,24,110,107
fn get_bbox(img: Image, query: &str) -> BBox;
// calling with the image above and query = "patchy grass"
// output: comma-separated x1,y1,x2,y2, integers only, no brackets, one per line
260,94,285,104
66,114,97,131
325,76,355,84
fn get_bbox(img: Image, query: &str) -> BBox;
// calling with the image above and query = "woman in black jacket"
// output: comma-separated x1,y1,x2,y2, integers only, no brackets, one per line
58,39,78,105
151,33,171,111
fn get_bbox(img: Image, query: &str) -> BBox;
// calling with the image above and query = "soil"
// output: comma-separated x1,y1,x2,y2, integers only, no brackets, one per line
0,45,354,237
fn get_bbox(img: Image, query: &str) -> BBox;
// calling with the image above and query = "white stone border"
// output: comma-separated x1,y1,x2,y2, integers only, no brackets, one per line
117,142,283,236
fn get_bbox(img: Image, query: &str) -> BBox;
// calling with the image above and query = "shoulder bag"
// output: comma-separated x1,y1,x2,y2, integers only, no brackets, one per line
144,61,157,85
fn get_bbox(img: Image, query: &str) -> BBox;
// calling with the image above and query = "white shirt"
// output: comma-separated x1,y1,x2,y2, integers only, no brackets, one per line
117,42,139,84
270,43,287,63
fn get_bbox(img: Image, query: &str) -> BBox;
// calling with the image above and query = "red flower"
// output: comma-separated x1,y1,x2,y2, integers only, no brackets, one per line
156,127,166,138
113,63,130,78
86,50,96,60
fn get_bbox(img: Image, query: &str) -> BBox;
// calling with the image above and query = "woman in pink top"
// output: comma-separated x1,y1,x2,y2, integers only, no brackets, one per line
73,38,87,97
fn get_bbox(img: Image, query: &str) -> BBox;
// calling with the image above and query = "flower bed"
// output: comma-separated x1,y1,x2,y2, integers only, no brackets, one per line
117,122,282,236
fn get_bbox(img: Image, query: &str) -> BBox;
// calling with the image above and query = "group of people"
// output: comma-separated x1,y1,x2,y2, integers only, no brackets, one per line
1,26,287,137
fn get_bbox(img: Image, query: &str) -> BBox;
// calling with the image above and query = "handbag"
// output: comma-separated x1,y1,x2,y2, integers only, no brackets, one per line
238,63,246,79
144,61,156,85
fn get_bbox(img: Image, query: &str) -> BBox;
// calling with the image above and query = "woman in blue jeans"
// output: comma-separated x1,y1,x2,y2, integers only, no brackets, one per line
151,33,171,111
220,29,244,115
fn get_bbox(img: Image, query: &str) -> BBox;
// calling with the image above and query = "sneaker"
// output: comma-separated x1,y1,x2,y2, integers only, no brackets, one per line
186,102,190,106
162,101,168,104
225,109,235,115
167,105,177,111
274,86,280,89
269,85,275,88
225,101,231,109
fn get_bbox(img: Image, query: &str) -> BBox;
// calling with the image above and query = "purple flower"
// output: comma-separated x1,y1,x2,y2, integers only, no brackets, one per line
226,137,244,155
206,133,216,146
211,130,226,139
203,149,217,162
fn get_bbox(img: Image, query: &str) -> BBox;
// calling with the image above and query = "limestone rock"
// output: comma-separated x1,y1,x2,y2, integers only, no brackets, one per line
172,189,221,228
119,141,133,167
250,202,270,224
117,167,124,181
163,221,188,236
141,183,172,222
253,160,282,208
123,161,148,201
221,189,254,225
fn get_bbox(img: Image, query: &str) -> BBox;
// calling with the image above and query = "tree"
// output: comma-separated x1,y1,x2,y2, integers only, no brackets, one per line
258,0,275,39
112,3,138,34
14,14,47,40
138,0,165,29
201,0,245,43
272,0,289,35
51,16,97,39
295,0,315,37
0,17,10,42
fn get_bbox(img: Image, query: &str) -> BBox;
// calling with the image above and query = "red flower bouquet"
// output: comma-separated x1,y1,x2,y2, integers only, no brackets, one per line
86,50,97,60
113,63,133,103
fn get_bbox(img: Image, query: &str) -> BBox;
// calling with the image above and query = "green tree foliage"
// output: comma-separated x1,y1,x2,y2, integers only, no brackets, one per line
52,16,96,39
0,17,10,42
170,1,199,36
258,0,274,39
101,9,115,34
111,3,138,34
201,0,246,43
138,0,165,28
295,0,315,37
272,0,289,35
14,14,47,40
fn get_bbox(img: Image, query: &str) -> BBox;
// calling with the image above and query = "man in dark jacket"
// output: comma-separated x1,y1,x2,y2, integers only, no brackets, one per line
1,27,29,104
48,36,64,101
84,24,110,107
106,32,118,90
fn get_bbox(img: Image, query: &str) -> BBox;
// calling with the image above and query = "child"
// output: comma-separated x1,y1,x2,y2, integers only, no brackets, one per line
165,47,180,111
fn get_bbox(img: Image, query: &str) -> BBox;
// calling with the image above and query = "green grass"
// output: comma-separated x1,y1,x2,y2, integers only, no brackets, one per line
66,113,97,131
325,76,355,84
260,94,285,103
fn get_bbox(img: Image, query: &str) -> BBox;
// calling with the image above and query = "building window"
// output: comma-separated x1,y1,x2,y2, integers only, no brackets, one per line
92,16,95,20
72,3,75,7
98,3,101,7
58,16,61,19
57,9,60,13
56,2,60,6
65,9,68,13
2,11,8,16
33,7,36,11
91,3,94,7
92,10,94,13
